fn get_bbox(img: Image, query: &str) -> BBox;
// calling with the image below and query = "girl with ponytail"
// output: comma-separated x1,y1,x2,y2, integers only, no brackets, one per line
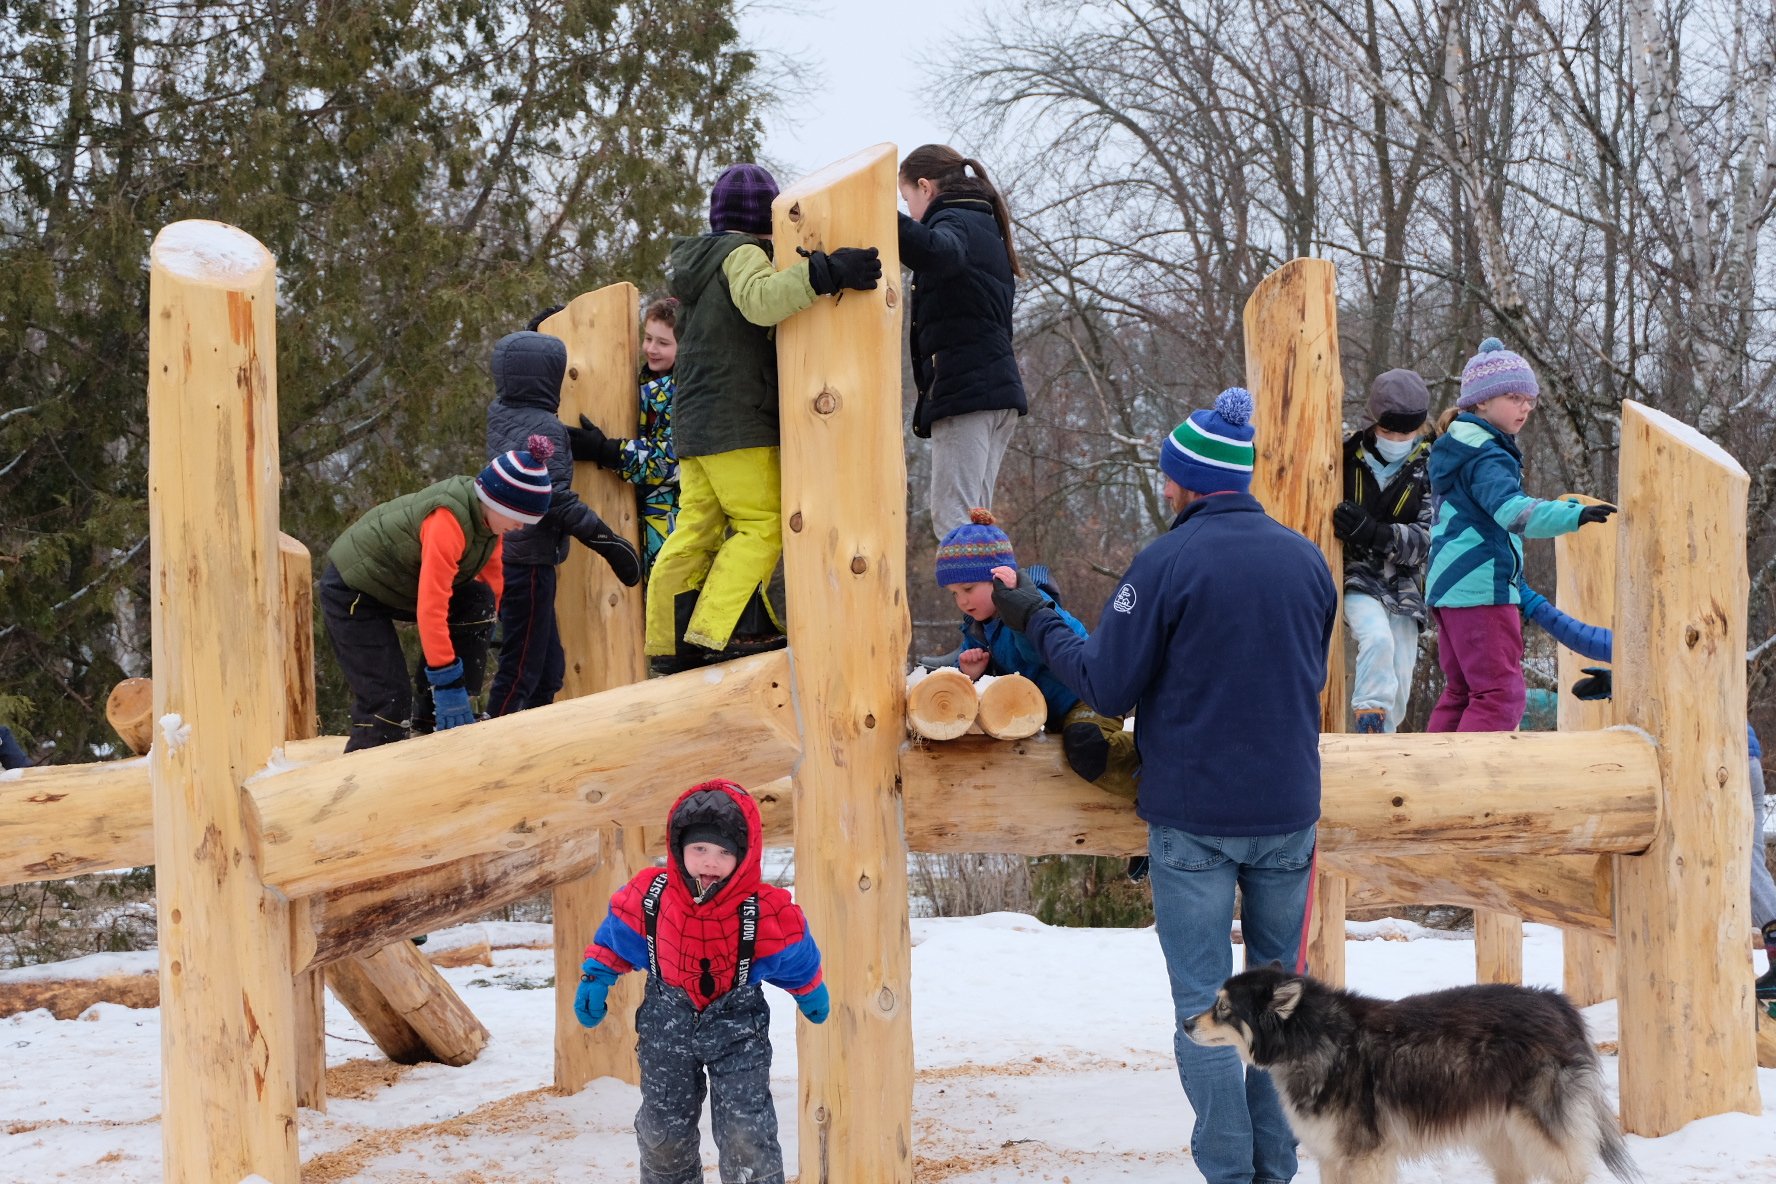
898,144,1029,541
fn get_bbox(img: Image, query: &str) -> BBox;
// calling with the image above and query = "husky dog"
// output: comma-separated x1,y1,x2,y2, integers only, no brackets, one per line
1184,965,1639,1184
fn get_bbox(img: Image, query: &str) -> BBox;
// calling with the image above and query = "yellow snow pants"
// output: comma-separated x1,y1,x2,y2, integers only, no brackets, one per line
645,446,781,655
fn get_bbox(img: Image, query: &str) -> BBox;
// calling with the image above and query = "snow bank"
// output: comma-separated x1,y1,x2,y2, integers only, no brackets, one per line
0,950,157,984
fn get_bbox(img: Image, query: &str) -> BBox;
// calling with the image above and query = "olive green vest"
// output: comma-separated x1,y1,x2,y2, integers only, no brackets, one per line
327,476,498,611
669,233,780,457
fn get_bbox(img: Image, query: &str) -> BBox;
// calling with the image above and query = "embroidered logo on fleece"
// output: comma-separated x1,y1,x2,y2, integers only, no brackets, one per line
1112,583,1137,614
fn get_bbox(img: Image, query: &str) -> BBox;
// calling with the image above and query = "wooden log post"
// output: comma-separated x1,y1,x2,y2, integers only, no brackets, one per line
105,677,155,756
278,533,327,1112
1554,494,1619,1006
146,220,297,1184
907,666,979,740
327,940,490,1067
776,145,913,1184
975,674,1047,740
537,287,652,1093
1473,909,1524,985
1612,401,1759,1134
1244,258,1348,984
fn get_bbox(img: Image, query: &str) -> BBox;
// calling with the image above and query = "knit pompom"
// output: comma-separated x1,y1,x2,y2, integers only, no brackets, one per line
1478,336,1505,353
968,507,997,525
1214,387,1254,428
526,433,556,461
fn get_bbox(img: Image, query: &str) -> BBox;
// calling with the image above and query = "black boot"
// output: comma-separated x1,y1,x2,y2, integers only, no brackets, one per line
1758,922,1776,1003
651,590,710,676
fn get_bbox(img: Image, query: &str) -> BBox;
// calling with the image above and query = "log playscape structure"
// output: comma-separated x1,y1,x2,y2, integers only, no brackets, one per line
0,144,1767,1182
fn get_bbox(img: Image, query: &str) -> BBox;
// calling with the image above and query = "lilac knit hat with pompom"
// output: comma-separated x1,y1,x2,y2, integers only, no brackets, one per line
1160,388,1256,494
1458,337,1538,408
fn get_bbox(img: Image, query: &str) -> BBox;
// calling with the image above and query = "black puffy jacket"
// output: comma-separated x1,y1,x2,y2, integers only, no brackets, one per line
900,196,1028,438
484,331,607,566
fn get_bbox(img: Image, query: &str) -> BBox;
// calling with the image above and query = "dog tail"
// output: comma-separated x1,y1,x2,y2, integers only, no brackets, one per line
1591,1089,1642,1183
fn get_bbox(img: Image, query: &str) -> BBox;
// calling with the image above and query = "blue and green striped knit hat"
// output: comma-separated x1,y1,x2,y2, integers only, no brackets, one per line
935,508,1017,587
1160,387,1256,494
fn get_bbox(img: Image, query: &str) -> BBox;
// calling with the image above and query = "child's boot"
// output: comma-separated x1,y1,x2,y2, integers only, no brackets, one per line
650,590,711,676
1757,922,1776,1002
1354,708,1386,734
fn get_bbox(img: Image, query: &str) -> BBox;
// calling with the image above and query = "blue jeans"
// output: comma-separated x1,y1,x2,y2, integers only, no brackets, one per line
1149,823,1316,1184
1343,591,1419,730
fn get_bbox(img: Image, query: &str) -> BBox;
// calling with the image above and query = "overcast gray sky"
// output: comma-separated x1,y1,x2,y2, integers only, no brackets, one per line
737,0,1009,181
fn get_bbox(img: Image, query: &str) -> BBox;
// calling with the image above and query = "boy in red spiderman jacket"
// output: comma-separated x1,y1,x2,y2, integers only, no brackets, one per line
575,779,826,1184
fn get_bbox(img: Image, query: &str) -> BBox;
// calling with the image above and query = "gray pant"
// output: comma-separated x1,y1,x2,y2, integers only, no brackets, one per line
635,980,782,1184
1752,760,1775,931
929,408,1019,541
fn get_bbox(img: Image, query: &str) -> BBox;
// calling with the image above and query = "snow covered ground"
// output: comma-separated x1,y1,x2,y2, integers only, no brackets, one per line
3,915,1771,1182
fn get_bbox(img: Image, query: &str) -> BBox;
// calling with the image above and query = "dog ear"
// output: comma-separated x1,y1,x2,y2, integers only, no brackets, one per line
1269,977,1305,1019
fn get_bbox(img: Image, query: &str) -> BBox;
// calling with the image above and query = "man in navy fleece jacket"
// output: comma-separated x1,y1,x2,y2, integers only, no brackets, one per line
993,387,1336,1184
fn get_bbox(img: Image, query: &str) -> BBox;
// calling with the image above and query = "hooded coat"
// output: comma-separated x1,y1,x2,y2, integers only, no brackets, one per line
584,780,823,1011
484,331,609,566
901,195,1028,438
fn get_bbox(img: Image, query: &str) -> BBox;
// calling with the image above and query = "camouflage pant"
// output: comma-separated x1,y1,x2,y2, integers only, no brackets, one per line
636,980,783,1184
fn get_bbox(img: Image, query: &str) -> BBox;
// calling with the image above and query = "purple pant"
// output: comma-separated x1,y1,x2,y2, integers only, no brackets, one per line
1428,605,1526,732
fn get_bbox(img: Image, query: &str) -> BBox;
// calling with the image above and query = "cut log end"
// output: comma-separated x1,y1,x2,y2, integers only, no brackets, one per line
975,673,1046,740
906,667,978,741
105,677,155,757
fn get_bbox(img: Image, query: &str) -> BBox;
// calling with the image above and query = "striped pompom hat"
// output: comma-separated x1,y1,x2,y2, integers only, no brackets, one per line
1160,387,1256,495
935,508,1017,587
475,433,555,525
1458,337,1538,408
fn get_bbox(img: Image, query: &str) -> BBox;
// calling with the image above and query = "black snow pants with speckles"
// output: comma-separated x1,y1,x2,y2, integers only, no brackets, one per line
635,979,783,1184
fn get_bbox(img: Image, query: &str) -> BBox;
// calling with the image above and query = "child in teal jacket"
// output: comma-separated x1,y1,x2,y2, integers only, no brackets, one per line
1424,338,1614,731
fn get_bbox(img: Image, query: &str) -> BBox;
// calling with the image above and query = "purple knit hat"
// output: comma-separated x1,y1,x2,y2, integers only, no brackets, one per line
710,164,779,236
1458,337,1538,408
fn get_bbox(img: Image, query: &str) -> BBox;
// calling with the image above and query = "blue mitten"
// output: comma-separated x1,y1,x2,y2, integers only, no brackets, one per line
424,659,475,730
795,982,830,1024
575,960,618,1028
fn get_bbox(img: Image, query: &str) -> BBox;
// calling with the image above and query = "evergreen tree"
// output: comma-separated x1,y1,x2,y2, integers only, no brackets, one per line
0,0,762,754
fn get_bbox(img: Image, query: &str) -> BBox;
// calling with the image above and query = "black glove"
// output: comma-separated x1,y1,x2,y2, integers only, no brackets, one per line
990,576,1052,634
1571,667,1613,701
567,414,624,469
801,246,882,296
572,514,642,587
1331,501,1386,550
526,304,565,332
1577,502,1617,527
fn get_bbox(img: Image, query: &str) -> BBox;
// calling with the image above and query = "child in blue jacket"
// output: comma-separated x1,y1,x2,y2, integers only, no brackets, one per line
1519,583,1774,1000
936,509,1137,798
1424,338,1614,731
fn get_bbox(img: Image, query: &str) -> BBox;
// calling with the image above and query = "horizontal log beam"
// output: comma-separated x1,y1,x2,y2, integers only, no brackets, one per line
297,830,606,971
0,736,344,888
900,729,1661,858
1325,853,1614,933
247,652,796,896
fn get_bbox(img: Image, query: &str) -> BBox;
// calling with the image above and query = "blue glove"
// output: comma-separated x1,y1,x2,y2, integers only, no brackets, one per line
795,982,830,1024
575,960,618,1028
424,659,475,730
1516,581,1548,620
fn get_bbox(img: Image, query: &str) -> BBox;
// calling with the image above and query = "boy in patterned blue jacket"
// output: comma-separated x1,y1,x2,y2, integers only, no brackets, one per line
1424,338,1614,731
935,509,1138,798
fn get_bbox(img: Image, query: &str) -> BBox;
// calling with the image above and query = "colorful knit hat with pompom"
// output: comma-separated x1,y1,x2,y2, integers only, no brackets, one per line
1458,337,1538,408
1160,387,1256,494
935,508,1018,587
476,433,555,525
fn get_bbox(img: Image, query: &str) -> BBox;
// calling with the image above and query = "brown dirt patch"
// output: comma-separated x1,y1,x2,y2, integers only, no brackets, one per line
323,1057,421,1100
916,1053,1163,1082
300,1086,566,1183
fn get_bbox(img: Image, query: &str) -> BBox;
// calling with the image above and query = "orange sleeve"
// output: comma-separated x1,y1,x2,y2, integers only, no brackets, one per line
416,509,467,668
478,536,504,609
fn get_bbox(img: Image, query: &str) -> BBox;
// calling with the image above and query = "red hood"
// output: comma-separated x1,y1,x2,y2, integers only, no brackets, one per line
664,779,763,911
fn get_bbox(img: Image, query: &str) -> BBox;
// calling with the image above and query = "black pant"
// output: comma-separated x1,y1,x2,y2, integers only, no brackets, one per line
319,565,494,751
487,561,565,717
